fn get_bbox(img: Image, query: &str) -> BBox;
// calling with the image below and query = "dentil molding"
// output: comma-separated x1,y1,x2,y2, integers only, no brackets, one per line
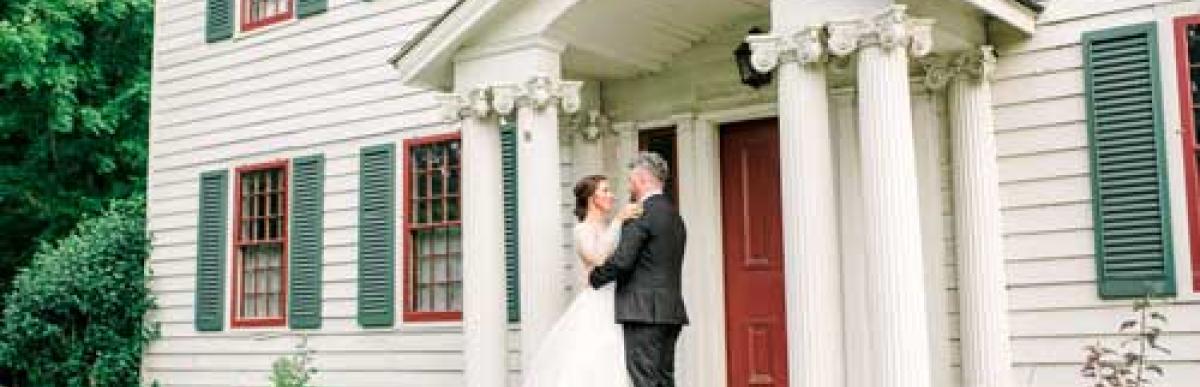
437,75,583,121
746,5,934,73
919,45,997,90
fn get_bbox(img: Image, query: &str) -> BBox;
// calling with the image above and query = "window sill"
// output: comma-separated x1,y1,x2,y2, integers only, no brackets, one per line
231,317,287,329
233,18,298,42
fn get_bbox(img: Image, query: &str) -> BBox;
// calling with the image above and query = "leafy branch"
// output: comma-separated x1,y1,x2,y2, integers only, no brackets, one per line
1081,295,1171,386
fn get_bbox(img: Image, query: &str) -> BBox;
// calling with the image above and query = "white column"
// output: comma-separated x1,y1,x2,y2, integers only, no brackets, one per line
749,26,846,387
450,89,509,387
828,6,935,387
943,46,1015,387
514,77,583,369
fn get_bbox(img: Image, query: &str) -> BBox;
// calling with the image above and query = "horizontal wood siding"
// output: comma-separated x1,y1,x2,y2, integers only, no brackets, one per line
143,1,532,385
995,0,1200,385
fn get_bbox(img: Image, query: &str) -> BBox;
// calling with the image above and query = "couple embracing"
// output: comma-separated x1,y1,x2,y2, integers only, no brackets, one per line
522,152,688,387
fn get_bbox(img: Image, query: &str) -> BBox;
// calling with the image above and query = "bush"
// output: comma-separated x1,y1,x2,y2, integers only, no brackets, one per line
0,196,157,386
269,335,318,387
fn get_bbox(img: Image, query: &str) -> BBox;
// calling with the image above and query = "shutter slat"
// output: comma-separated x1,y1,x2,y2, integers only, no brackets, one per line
205,0,234,43
358,144,396,327
355,143,393,324
502,119,521,323
289,155,325,329
1084,22,1176,299
195,170,228,331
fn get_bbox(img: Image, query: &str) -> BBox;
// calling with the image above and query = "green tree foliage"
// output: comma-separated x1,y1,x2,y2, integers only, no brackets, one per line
0,197,157,386
0,0,153,303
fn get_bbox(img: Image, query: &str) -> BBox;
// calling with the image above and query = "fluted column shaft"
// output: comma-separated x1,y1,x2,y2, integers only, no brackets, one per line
782,46,847,387
826,6,937,386
517,99,569,369
947,48,1014,387
750,26,847,387
857,41,934,387
460,113,509,387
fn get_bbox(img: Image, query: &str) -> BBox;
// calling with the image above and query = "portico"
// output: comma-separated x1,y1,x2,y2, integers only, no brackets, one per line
390,0,1036,386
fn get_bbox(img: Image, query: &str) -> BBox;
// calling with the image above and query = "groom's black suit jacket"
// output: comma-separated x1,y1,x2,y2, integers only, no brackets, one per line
589,194,689,325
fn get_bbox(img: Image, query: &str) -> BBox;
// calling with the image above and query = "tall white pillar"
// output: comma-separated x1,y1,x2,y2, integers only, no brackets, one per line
939,46,1015,387
512,77,583,369
448,89,509,387
749,26,846,387
828,6,935,387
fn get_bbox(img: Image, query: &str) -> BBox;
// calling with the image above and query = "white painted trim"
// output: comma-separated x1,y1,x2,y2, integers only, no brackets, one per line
452,34,567,64
1155,2,1200,300
962,0,1038,35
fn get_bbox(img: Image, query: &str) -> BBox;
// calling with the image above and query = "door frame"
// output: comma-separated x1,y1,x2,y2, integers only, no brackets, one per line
611,102,778,387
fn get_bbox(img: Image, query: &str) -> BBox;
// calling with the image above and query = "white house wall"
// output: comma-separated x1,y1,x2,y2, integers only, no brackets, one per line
144,0,523,386
994,0,1200,385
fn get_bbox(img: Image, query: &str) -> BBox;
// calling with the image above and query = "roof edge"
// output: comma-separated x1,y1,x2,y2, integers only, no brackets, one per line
388,0,467,67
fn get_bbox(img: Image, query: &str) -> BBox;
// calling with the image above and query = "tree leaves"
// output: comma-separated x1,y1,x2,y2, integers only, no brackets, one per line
0,0,151,311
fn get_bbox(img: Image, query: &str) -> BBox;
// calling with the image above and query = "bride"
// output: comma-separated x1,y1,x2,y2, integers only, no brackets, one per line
521,175,637,387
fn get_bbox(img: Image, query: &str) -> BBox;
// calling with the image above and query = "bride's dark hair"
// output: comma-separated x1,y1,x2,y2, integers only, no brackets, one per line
573,175,608,221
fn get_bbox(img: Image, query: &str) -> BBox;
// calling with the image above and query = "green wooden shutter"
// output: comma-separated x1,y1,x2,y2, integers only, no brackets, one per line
501,119,521,323
205,0,234,43
1083,22,1177,299
289,155,325,329
195,170,229,331
296,0,327,18
358,144,396,327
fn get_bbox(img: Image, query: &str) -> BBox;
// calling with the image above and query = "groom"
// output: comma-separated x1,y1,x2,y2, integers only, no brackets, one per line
590,151,688,387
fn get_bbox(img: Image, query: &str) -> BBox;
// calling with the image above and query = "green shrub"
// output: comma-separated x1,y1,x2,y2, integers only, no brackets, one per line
269,335,317,387
0,197,157,386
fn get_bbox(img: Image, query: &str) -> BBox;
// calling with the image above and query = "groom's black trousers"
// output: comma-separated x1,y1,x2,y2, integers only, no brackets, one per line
622,322,683,387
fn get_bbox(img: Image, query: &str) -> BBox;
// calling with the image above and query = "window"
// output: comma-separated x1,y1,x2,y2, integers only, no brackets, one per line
1176,16,1200,292
232,160,289,327
403,134,463,322
241,0,293,32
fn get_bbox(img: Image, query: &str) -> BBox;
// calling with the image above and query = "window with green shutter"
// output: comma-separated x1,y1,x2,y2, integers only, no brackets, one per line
359,144,396,327
196,170,229,332
289,155,325,329
206,0,327,42
501,119,521,323
1083,22,1177,299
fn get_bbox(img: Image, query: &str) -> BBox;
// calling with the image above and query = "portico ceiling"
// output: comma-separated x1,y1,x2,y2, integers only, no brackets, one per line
390,0,1038,90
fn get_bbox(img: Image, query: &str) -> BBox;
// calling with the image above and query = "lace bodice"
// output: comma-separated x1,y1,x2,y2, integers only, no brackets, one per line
573,220,621,282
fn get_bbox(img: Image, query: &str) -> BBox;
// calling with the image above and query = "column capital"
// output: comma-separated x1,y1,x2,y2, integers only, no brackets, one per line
827,5,934,58
919,45,997,90
747,25,826,72
438,75,584,121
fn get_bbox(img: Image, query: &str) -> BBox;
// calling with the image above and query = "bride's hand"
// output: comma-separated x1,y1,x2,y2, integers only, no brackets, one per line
617,203,643,222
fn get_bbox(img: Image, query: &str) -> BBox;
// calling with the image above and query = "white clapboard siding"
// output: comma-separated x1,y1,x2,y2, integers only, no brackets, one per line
994,1,1200,386
142,0,494,385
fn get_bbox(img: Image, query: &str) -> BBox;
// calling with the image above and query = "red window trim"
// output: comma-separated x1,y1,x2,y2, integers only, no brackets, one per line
240,0,294,33
403,132,464,323
230,159,290,328
1175,15,1200,292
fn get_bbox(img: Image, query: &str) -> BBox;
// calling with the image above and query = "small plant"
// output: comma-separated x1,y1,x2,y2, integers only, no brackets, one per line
269,335,318,387
1081,295,1171,386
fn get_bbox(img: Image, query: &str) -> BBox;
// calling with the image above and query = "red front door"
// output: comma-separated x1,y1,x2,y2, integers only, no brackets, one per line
720,118,788,386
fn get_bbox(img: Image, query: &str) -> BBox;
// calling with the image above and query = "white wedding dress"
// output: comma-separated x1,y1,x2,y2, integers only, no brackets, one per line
521,221,632,387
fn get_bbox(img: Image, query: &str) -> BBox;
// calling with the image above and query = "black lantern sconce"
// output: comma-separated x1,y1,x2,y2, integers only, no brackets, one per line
735,27,773,89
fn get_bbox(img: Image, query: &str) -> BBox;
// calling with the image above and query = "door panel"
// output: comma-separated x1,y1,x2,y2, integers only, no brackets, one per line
720,118,788,386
